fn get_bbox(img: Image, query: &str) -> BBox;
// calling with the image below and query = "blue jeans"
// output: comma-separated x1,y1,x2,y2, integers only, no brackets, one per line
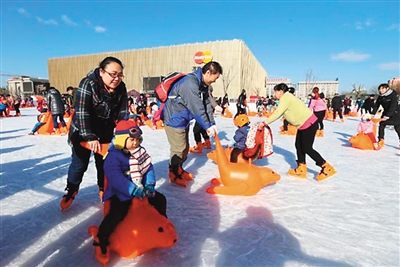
31,122,44,133
52,114,66,129
67,143,105,189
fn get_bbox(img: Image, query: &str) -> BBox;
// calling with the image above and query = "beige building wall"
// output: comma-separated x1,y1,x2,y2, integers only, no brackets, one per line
297,81,339,101
47,39,267,99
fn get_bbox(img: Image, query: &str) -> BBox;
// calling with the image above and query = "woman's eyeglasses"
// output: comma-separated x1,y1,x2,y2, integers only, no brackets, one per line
103,69,125,80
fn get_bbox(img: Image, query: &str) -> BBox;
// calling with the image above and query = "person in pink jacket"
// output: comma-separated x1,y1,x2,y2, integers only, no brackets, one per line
357,113,379,150
308,87,327,136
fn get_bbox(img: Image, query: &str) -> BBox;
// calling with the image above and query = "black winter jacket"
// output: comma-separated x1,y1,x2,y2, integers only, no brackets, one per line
372,89,400,124
47,88,65,116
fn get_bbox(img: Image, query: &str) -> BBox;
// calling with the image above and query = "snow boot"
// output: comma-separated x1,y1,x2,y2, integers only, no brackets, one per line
189,142,203,154
378,139,384,148
373,142,380,150
169,166,187,187
287,163,307,178
60,182,79,211
203,139,212,149
316,162,337,182
169,164,193,187
88,226,110,267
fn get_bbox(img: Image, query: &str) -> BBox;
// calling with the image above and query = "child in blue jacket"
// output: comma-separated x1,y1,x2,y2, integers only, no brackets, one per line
95,119,167,255
230,114,251,162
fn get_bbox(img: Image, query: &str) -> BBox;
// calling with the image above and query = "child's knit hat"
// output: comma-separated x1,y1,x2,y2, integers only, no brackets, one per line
113,120,142,149
362,113,372,121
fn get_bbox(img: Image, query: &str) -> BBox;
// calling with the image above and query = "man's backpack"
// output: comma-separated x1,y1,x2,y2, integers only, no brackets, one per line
153,72,186,123
154,72,186,103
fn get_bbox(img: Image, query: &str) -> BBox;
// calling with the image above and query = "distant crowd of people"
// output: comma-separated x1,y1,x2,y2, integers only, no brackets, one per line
4,55,399,261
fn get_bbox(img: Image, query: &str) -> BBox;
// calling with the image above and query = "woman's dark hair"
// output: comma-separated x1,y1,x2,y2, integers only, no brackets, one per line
288,87,295,94
273,83,289,92
99,56,124,69
378,83,389,90
202,61,223,75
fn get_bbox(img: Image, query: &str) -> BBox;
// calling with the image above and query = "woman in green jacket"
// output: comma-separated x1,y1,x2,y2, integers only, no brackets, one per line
262,83,336,181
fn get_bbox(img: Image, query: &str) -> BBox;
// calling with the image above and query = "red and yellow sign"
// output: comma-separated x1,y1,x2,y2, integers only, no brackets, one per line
194,51,213,64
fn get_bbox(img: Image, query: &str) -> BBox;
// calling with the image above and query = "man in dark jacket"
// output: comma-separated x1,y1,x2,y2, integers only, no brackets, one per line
162,61,223,187
372,83,400,148
331,93,344,122
362,94,375,114
47,87,67,134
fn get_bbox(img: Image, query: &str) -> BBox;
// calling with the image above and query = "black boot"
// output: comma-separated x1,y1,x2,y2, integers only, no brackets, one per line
94,236,109,255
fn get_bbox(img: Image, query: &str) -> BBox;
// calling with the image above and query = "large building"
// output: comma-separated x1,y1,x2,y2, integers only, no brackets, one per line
7,76,50,98
47,39,267,100
297,80,339,100
265,78,295,97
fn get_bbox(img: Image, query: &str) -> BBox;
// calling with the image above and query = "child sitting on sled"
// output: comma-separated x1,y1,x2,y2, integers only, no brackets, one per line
94,119,167,255
357,113,380,150
28,108,50,135
230,114,251,163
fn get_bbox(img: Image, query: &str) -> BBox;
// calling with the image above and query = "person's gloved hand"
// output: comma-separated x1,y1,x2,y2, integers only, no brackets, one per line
214,106,223,113
132,185,144,198
144,184,155,198
207,125,218,138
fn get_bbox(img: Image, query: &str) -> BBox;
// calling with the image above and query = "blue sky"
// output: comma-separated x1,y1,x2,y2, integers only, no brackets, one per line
1,0,399,93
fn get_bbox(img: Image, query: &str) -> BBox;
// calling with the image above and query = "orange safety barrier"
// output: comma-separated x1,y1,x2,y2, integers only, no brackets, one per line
205,135,280,196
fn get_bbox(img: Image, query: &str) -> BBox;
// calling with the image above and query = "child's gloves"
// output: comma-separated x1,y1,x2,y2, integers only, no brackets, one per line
132,185,145,198
207,125,218,138
144,184,156,198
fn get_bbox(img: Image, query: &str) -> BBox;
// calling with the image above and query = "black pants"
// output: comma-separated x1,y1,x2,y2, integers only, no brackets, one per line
295,121,325,166
193,122,209,143
378,119,400,141
97,192,167,240
230,147,243,163
283,119,289,131
314,110,326,130
332,108,343,119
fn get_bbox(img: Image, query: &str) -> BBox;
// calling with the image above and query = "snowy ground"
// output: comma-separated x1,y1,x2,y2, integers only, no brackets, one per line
1,106,399,267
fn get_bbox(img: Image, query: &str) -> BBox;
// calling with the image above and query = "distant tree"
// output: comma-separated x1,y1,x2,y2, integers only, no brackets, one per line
304,69,317,93
351,83,367,98
221,65,237,95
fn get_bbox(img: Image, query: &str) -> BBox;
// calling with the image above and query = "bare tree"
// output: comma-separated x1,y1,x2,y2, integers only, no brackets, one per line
305,69,317,93
221,65,237,95
351,83,365,98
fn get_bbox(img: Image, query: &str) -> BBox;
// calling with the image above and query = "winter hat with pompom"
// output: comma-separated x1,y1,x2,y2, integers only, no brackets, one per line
113,119,142,149
362,113,372,121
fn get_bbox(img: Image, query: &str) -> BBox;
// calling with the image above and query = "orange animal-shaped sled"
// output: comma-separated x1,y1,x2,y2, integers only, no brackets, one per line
349,133,375,150
207,145,248,164
80,142,110,157
88,197,178,267
206,135,280,196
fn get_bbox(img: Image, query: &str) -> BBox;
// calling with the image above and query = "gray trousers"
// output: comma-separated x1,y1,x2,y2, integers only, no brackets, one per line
164,125,190,164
